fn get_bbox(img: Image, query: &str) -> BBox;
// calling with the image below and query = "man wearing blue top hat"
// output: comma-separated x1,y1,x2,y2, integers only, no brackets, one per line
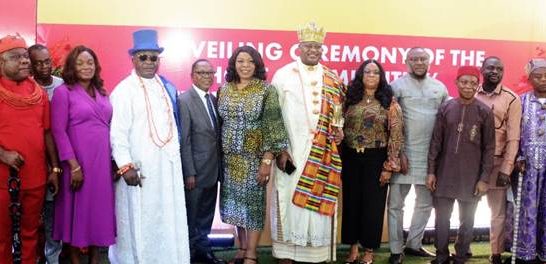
109,29,190,263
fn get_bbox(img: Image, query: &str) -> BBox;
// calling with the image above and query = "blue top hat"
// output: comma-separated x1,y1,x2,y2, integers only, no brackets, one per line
128,29,164,55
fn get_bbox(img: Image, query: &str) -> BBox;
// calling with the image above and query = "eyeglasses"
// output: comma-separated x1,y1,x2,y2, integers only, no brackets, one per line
137,54,159,62
4,52,29,62
194,71,215,77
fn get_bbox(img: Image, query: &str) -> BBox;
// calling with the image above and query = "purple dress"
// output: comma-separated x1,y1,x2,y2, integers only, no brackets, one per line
511,92,546,261
51,84,115,247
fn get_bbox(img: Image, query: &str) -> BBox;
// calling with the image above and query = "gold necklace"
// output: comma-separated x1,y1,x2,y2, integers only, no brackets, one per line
364,93,374,104
138,76,174,148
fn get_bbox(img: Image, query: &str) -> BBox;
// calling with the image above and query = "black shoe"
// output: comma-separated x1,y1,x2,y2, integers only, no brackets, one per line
193,252,227,264
404,247,436,257
490,254,502,264
430,259,450,264
506,258,540,264
388,253,404,264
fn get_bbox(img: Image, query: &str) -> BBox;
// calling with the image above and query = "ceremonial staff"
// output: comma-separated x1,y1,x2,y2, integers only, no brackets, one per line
8,168,22,264
511,170,524,264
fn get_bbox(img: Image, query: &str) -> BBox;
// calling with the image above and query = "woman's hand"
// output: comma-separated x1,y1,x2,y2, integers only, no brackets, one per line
333,127,344,145
399,152,409,175
257,159,272,186
379,170,392,186
70,164,84,191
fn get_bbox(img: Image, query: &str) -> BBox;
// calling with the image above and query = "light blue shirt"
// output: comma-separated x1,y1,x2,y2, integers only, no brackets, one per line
43,75,64,100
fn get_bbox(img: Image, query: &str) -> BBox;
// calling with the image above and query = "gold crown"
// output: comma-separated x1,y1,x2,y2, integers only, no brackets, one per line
297,22,326,43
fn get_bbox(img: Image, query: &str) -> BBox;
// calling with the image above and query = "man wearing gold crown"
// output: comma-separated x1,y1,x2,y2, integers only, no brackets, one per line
0,34,60,263
270,22,345,263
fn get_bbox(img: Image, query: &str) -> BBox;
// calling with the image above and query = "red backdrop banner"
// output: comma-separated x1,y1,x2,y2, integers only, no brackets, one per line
0,0,36,43
38,24,542,95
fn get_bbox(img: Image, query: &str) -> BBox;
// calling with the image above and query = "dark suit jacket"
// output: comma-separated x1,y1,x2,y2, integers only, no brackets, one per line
178,87,221,188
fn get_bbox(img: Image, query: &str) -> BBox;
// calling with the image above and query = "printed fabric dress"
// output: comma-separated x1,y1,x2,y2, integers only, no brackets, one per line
218,78,288,231
506,92,546,261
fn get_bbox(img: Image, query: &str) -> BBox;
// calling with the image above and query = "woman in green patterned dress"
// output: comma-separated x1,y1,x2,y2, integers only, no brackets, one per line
218,46,288,264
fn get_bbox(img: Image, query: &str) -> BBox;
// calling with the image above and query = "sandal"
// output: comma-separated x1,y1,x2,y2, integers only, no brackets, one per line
344,252,359,264
230,248,246,264
359,249,374,264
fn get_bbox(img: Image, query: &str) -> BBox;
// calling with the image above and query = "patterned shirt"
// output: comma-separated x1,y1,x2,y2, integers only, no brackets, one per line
218,78,288,156
344,97,404,172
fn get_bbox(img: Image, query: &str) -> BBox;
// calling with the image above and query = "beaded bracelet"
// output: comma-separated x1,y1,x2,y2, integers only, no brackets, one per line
117,163,135,176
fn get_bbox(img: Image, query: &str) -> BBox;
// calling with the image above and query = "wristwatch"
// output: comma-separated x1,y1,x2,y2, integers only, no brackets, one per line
51,167,63,174
261,158,272,165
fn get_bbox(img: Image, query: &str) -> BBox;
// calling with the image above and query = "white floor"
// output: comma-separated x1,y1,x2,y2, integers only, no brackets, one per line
402,186,492,229
210,184,493,234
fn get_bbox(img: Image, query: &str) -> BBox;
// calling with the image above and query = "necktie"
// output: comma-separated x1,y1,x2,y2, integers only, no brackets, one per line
204,94,217,129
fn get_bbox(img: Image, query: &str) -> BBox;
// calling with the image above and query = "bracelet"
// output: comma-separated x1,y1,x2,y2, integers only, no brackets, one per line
51,167,63,174
117,163,135,176
71,166,81,173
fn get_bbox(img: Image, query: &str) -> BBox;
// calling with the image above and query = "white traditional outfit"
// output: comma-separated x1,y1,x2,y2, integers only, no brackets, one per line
109,70,189,264
271,56,345,262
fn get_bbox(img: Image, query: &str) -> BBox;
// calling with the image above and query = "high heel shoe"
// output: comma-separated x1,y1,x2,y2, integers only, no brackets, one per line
344,253,359,264
230,248,246,264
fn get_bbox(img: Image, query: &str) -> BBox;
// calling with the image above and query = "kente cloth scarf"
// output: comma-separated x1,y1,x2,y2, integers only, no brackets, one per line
292,66,345,216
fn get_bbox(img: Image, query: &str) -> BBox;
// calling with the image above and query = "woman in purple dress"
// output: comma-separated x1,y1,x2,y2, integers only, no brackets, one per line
51,45,115,264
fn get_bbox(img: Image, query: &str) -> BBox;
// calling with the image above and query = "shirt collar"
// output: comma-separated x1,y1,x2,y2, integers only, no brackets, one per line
192,84,208,98
297,57,321,73
477,83,502,95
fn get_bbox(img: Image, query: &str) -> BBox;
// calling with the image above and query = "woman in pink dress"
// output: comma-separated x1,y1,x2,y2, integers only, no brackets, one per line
51,45,115,264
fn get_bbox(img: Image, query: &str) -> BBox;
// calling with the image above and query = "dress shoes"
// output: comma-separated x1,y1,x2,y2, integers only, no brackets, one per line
192,251,227,264
388,253,404,264
490,254,502,264
430,259,451,264
404,247,436,257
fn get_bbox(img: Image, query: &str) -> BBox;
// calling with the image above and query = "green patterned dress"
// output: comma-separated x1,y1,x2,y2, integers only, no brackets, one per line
218,78,288,230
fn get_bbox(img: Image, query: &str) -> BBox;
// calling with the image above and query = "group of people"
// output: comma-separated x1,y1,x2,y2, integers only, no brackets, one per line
0,21,544,264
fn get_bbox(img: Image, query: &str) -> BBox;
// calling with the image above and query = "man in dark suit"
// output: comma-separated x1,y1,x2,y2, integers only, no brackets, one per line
179,59,225,264
178,59,225,264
